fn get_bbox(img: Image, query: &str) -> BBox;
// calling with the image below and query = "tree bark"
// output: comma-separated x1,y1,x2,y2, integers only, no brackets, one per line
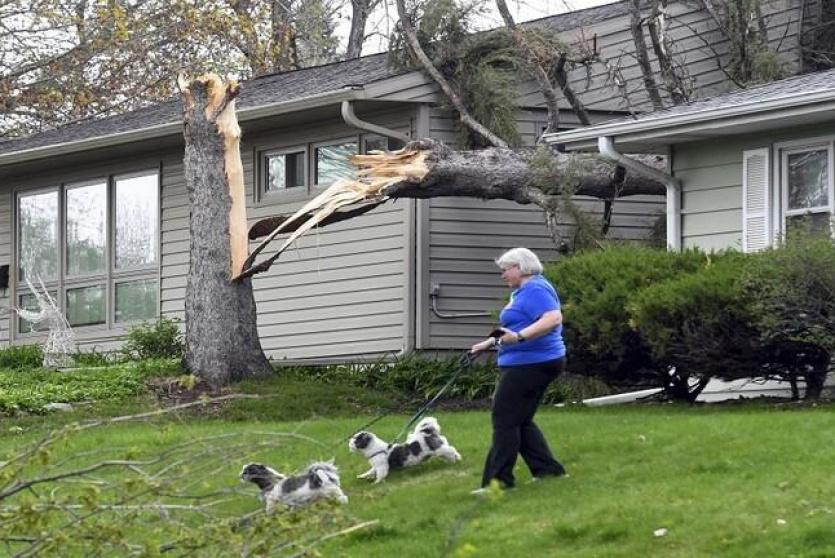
347,0,373,59
179,74,273,386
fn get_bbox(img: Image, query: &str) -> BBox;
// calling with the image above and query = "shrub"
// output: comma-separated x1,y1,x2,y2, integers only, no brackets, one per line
0,360,182,415
290,353,611,405
628,252,759,401
0,344,43,370
743,232,835,398
121,317,184,361
544,246,710,390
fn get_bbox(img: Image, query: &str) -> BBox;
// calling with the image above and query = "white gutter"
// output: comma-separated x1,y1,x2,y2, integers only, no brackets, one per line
0,87,366,167
548,87,835,148
340,100,411,143
598,136,681,251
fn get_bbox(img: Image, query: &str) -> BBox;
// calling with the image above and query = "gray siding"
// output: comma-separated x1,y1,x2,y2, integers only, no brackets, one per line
520,0,802,113
243,109,415,360
674,121,835,250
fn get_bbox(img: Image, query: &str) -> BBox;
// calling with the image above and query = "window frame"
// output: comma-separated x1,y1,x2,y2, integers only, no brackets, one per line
13,169,160,338
312,136,360,189
774,137,835,239
258,144,309,202
256,133,408,203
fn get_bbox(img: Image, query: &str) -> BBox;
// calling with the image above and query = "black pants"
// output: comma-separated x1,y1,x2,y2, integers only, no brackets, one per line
481,357,566,488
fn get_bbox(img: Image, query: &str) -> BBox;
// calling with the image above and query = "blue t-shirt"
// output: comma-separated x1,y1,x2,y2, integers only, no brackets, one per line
497,274,566,367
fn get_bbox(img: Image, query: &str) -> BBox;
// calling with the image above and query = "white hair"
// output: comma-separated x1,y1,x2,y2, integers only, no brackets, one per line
495,247,543,275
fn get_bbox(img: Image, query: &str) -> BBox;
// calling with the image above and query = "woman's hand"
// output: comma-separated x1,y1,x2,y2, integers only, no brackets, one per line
470,337,496,354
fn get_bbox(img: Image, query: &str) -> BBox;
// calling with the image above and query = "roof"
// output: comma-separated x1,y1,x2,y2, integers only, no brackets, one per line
0,0,630,165
0,53,403,162
547,67,835,151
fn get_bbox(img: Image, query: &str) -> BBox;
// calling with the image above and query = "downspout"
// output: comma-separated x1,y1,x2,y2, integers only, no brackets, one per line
598,136,681,251
341,100,414,357
341,101,411,143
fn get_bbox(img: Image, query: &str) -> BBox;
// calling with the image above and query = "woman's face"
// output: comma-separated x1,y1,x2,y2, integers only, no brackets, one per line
500,263,524,289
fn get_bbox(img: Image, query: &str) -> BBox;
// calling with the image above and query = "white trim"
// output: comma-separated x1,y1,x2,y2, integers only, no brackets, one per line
774,137,835,239
547,92,835,150
742,148,771,253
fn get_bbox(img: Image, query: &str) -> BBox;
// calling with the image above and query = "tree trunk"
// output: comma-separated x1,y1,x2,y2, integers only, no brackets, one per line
179,74,273,386
347,0,372,59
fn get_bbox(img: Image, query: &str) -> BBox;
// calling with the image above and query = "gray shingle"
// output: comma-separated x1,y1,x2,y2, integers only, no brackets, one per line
609,67,835,125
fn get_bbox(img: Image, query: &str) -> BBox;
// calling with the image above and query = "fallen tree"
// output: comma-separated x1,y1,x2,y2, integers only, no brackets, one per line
235,139,666,280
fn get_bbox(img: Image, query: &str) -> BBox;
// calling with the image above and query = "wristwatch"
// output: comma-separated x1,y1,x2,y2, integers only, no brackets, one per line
516,331,526,342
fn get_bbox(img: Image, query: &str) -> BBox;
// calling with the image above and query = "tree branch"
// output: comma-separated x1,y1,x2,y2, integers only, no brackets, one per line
393,0,508,148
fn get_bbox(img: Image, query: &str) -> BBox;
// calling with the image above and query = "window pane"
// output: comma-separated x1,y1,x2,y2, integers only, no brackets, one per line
315,142,358,185
116,173,158,269
363,136,405,153
786,213,833,237
18,291,57,334
266,151,305,191
115,279,158,323
787,150,829,210
67,182,107,276
66,285,105,326
18,191,58,281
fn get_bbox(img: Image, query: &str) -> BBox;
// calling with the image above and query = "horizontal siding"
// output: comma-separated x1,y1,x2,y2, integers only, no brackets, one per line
517,0,801,112
243,110,414,360
673,119,835,251
424,195,664,349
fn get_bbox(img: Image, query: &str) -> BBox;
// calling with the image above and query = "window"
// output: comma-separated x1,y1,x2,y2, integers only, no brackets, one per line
15,170,160,336
780,144,834,237
264,148,305,192
314,140,358,186
258,133,409,200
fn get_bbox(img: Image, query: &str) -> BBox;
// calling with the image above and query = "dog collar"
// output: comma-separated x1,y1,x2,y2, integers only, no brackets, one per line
368,449,388,459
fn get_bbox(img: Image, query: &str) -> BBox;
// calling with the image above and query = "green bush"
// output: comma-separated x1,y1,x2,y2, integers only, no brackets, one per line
545,246,710,389
121,317,184,361
742,232,835,398
628,252,759,401
0,344,43,370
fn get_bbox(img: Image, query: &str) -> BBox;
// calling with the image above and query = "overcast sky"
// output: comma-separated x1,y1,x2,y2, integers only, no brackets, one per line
341,0,618,54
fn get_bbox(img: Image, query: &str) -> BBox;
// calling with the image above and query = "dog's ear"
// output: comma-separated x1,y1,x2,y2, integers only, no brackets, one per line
353,432,372,449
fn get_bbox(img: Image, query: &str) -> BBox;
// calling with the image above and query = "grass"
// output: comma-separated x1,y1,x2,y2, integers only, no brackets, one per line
2,374,834,557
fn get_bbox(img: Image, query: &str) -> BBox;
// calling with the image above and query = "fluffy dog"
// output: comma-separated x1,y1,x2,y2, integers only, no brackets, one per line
240,461,348,511
348,416,461,483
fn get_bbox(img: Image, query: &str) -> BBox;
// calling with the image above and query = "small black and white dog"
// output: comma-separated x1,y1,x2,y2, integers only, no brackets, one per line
348,416,461,483
240,461,348,511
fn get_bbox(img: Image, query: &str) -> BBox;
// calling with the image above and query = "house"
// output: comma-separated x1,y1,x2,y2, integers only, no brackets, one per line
0,0,805,361
546,67,835,253
546,67,835,399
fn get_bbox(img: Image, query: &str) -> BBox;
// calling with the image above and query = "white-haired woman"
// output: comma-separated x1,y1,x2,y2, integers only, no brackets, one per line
470,247,567,491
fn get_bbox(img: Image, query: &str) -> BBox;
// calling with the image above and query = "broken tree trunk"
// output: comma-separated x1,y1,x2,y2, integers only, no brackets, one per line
235,139,666,280
179,74,273,386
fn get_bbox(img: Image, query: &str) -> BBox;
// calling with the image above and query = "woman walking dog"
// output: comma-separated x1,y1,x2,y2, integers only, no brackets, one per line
470,247,567,492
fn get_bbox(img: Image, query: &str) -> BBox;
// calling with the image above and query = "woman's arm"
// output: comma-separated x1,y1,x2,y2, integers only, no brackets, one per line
500,309,562,345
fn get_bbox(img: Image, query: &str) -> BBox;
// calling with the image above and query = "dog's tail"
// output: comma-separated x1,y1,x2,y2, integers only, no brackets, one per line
306,461,342,488
415,416,441,435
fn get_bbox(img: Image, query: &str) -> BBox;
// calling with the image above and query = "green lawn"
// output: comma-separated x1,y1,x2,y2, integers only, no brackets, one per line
2,377,834,557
